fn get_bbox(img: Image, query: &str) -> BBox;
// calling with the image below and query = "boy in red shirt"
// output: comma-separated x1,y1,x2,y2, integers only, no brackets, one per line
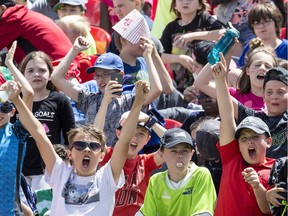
213,53,275,216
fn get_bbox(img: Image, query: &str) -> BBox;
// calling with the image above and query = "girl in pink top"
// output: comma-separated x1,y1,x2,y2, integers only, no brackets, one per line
194,38,278,111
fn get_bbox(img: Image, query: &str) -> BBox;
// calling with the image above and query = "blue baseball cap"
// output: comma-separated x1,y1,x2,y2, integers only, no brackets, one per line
53,0,86,12
86,53,124,74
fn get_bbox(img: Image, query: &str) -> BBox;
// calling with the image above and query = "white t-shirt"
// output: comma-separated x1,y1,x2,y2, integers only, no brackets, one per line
47,157,124,216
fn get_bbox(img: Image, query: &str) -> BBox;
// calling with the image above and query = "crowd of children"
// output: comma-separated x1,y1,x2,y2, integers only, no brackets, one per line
0,0,287,215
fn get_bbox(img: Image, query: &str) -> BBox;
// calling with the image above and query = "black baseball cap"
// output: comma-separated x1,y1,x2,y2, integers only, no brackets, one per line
263,67,288,88
196,119,220,161
160,128,194,149
235,116,271,139
0,0,15,6
193,41,215,66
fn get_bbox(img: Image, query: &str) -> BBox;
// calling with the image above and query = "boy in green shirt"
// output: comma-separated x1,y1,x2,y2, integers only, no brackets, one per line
136,128,216,216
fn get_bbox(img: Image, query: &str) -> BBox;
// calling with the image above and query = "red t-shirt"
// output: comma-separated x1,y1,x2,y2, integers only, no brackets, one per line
100,147,161,216
215,140,274,216
0,5,72,64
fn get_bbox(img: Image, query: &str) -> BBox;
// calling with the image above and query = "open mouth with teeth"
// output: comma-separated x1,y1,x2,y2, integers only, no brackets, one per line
130,143,138,150
82,156,90,168
248,147,256,158
256,74,265,80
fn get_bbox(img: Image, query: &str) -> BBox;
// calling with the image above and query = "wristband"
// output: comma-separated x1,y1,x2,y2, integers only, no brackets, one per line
145,115,158,129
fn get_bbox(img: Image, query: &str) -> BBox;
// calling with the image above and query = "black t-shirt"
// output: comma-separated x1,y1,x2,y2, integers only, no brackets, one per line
160,13,225,54
22,91,75,176
238,103,287,159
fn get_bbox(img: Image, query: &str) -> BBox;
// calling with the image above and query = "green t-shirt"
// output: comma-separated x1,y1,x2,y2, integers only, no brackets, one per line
35,188,53,216
137,163,216,216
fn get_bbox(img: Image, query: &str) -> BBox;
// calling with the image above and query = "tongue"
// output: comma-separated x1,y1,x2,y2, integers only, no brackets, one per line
83,160,89,168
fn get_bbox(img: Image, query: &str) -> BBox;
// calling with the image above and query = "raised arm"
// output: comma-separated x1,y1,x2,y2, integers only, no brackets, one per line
213,53,236,146
5,81,57,175
140,38,162,105
5,41,34,111
151,43,173,95
51,36,90,101
93,80,121,131
110,80,149,184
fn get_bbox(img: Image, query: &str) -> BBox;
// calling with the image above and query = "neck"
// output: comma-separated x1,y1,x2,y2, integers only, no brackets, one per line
262,37,281,49
250,86,263,97
33,89,50,101
168,168,188,183
119,53,137,66
180,12,197,26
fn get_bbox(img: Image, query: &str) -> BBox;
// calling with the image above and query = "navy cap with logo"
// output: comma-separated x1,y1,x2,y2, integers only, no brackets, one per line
196,119,220,161
86,53,124,74
235,116,271,140
160,128,194,149
193,41,215,66
263,67,288,88
53,0,87,11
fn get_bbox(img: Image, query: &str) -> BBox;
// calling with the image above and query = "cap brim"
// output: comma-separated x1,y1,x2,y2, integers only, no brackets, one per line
235,126,266,139
163,140,194,149
53,2,86,11
86,66,121,74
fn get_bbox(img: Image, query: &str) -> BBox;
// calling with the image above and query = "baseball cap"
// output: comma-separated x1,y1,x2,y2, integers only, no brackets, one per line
53,0,86,12
117,122,151,133
263,67,288,88
235,116,271,140
196,119,220,161
160,128,194,149
193,41,215,66
86,53,124,74
0,0,15,6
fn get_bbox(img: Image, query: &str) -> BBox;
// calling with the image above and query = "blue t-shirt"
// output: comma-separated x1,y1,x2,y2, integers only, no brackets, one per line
123,57,150,85
238,39,288,67
0,121,28,215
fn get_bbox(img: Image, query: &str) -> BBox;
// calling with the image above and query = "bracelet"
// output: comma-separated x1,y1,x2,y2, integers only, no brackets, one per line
145,115,158,129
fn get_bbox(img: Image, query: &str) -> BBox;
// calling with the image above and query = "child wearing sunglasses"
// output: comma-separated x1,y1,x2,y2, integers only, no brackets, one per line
9,78,149,215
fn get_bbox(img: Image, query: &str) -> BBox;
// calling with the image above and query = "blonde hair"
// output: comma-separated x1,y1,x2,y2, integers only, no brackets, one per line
56,15,91,40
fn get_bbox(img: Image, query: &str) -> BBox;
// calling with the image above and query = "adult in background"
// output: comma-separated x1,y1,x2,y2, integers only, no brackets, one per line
0,0,72,65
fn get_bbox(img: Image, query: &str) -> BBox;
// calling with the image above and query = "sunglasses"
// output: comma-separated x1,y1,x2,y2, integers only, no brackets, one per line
71,141,102,152
0,102,13,114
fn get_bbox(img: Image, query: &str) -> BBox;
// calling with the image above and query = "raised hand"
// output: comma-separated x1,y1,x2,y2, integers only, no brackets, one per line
140,37,154,58
0,80,21,101
134,80,149,104
5,41,17,66
211,52,227,79
73,36,90,52
266,187,287,207
103,80,122,103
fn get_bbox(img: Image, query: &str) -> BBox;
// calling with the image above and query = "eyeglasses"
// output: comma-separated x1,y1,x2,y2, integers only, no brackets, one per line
94,72,113,80
252,19,272,28
71,141,102,152
0,102,13,114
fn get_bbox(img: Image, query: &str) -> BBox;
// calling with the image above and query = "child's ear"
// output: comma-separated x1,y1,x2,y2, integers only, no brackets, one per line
144,135,151,146
266,137,273,148
98,151,105,162
67,150,73,160
115,129,121,138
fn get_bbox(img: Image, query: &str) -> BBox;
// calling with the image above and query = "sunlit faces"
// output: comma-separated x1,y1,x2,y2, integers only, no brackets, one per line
126,126,150,158
113,0,138,19
175,0,201,16
57,4,84,19
161,143,194,172
263,80,287,117
24,58,51,91
93,69,114,92
69,133,104,176
246,52,275,90
238,129,271,165
253,19,276,40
